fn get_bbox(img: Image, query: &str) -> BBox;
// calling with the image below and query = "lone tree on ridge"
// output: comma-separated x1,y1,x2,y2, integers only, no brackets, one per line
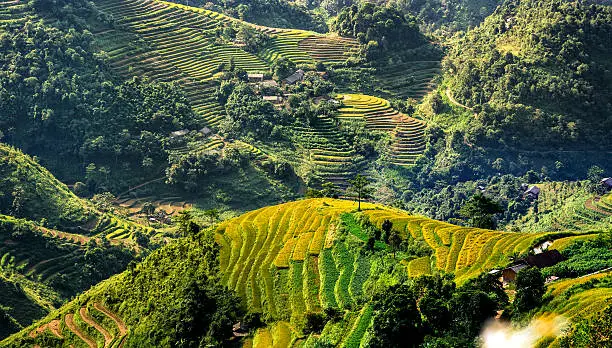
347,174,373,211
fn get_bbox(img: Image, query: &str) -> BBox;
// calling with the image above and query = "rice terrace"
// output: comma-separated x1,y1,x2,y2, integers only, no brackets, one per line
0,0,611,346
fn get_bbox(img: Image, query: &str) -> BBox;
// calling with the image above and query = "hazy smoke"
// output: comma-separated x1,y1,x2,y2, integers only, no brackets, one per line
480,314,568,348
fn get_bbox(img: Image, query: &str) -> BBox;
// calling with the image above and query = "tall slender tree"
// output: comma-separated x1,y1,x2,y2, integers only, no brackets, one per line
347,174,373,211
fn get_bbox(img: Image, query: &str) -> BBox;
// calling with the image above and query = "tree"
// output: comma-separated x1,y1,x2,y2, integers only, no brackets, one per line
388,231,402,258
449,289,497,337
175,211,200,237
347,174,373,211
321,182,340,198
382,219,393,241
202,209,220,225
513,267,545,313
458,193,503,229
303,312,326,334
370,284,423,347
587,165,605,194
141,202,155,216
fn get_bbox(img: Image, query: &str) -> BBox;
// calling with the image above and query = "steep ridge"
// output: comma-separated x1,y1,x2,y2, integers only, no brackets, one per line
0,144,155,243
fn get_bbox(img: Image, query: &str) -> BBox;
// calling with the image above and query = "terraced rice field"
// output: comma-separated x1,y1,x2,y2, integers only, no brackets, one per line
540,272,612,321
94,0,357,130
593,193,612,215
94,0,261,127
298,36,359,64
215,198,551,347
116,194,193,216
520,182,612,231
28,302,128,348
337,94,426,166
92,214,155,241
166,136,225,157
0,0,36,29
0,214,144,287
375,61,441,99
292,114,365,188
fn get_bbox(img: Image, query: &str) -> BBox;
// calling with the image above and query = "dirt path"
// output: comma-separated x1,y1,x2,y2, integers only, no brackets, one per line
94,303,128,337
116,177,165,199
26,254,70,275
28,319,63,339
585,197,612,216
64,313,96,348
445,88,473,111
80,307,113,347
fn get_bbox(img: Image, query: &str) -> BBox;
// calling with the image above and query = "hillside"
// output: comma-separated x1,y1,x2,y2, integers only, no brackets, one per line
91,0,357,128
3,198,592,347
443,0,612,150
508,181,612,232
0,144,164,339
0,144,94,229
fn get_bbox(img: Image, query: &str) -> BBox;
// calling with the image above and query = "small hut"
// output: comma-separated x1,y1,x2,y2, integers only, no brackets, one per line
524,185,541,199
282,69,305,86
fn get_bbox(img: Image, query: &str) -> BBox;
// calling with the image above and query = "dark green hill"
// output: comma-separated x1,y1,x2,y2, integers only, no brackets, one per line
0,144,94,229
0,144,161,339
444,0,612,151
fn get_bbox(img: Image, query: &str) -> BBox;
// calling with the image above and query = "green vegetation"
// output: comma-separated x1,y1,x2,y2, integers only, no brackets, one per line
0,0,611,345
2,226,244,347
444,0,612,150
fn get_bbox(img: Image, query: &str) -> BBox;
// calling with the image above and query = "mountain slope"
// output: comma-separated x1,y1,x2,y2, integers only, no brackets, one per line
443,0,612,150
92,0,358,128
0,144,161,339
4,198,589,347
0,144,95,229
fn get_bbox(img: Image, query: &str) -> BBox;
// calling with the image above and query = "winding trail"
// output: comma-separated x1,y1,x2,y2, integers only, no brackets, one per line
585,197,612,216
64,313,96,348
80,307,113,347
94,303,128,337
445,88,473,111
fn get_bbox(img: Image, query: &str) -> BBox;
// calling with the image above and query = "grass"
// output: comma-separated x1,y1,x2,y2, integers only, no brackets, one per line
343,304,373,348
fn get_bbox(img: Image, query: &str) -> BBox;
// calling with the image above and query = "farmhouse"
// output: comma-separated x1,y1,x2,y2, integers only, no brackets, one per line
501,250,565,284
283,69,305,85
263,95,283,104
502,264,528,283
247,73,264,82
169,129,189,138
524,185,540,199
602,177,612,189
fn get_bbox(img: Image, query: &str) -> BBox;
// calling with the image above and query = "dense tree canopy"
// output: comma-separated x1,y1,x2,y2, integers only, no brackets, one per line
444,0,612,150
333,3,426,56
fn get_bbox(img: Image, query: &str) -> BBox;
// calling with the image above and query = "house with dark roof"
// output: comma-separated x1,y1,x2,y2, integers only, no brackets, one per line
602,178,612,190
282,69,305,86
502,263,529,284
501,250,565,285
524,185,541,199
524,249,565,268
